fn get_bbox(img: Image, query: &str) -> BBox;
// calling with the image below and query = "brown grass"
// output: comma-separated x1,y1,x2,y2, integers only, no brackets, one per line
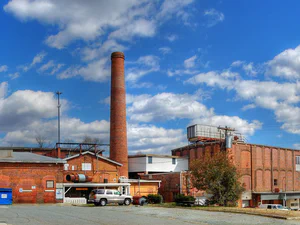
149,204,300,219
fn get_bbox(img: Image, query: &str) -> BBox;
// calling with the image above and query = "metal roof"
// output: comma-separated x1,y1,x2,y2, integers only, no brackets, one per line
0,152,66,164
128,154,187,159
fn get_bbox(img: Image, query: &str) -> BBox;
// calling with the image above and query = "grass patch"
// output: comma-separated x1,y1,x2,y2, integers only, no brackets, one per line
146,203,300,220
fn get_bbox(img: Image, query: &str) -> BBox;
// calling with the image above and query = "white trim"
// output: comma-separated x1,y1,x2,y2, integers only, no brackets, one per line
59,183,131,187
119,179,161,183
64,151,122,166
45,190,55,192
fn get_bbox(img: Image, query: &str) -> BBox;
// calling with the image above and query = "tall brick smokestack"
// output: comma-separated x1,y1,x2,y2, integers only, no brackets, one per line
110,52,128,177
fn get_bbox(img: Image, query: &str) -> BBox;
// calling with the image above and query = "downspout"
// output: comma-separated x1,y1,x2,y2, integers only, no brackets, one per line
292,149,295,191
271,149,273,193
180,171,182,194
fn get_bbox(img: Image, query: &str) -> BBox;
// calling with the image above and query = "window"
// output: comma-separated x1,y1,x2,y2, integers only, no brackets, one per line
296,156,300,171
172,158,176,165
274,179,278,186
106,190,113,195
95,189,105,194
64,164,69,170
82,163,91,171
46,180,54,188
148,156,152,164
114,191,120,195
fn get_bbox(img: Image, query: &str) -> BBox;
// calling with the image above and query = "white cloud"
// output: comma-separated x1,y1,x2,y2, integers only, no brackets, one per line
5,0,194,49
58,58,110,82
0,86,187,153
8,72,20,80
126,91,261,136
266,45,300,80
157,0,194,25
231,60,257,76
38,60,64,75
0,65,8,72
22,51,47,72
166,34,178,42
127,123,186,154
185,71,237,89
126,55,160,85
184,55,197,68
109,19,156,41
0,89,67,132
167,69,198,77
241,104,256,111
127,92,214,122
159,47,171,55
186,69,300,135
81,40,127,62
203,8,224,27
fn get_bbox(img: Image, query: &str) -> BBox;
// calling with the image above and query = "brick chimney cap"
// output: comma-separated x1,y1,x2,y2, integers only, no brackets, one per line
111,52,125,60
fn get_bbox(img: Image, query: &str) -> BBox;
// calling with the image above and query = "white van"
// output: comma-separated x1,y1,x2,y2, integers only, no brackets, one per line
259,203,289,210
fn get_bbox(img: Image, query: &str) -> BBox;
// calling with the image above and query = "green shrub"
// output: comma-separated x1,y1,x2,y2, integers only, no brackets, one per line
147,194,163,204
174,194,195,203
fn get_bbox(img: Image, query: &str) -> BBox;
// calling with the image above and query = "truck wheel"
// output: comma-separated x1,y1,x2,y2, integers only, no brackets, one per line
100,199,107,206
124,198,131,206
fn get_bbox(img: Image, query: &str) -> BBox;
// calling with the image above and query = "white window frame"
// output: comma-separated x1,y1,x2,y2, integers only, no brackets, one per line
82,163,92,171
296,156,300,171
46,180,54,188
64,164,69,171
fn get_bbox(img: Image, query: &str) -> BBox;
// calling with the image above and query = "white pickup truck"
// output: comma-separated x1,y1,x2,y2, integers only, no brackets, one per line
89,189,133,206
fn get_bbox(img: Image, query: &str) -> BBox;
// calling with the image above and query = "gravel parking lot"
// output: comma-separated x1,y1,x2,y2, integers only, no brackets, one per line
1,205,300,225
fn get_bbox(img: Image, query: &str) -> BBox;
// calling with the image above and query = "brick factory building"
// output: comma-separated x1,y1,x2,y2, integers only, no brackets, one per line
0,150,65,203
170,125,300,209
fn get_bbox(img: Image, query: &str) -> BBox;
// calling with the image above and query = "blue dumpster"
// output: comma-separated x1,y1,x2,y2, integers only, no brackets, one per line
0,188,12,205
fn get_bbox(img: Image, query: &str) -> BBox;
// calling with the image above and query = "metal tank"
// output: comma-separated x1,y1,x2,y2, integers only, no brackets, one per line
187,124,226,142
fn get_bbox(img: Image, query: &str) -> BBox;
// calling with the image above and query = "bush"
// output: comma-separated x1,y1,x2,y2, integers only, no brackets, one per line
174,194,195,203
147,194,163,204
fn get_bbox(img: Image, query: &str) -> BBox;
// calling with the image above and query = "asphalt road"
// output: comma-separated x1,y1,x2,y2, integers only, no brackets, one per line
1,205,300,225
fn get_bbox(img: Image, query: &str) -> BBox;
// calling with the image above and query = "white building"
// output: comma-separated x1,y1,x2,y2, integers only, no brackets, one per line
128,154,188,175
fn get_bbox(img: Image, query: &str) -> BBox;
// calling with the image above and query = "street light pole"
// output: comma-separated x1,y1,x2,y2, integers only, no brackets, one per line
56,91,62,147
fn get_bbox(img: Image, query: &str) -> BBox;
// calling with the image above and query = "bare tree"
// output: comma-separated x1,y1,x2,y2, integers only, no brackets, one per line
35,134,48,148
82,135,102,150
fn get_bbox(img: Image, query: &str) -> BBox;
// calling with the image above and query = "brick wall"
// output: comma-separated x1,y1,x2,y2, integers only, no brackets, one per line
64,154,120,183
0,163,64,203
172,142,300,194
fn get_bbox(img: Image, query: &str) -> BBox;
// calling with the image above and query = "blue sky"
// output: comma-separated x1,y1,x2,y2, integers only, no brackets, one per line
1,0,300,154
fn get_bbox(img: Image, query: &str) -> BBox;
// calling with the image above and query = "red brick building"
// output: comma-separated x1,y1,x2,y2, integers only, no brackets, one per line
0,150,65,203
172,141,300,208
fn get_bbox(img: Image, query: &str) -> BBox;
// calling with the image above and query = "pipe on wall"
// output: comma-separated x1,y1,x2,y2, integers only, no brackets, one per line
66,173,92,183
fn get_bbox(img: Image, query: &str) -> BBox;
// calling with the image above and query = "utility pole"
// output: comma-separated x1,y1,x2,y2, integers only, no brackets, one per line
218,126,235,138
56,91,62,147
